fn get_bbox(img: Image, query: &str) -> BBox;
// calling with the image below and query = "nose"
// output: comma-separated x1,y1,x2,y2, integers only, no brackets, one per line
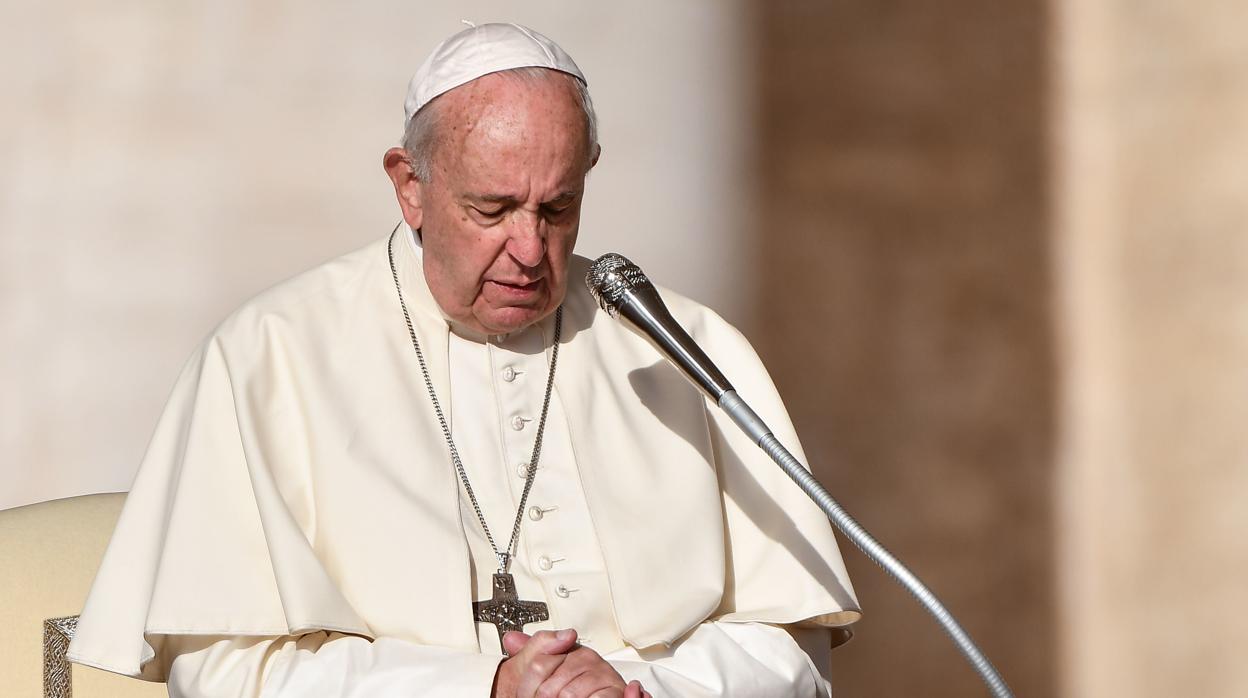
505,210,546,269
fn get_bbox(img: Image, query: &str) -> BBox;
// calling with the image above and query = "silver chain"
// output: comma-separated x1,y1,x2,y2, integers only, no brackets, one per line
387,228,562,573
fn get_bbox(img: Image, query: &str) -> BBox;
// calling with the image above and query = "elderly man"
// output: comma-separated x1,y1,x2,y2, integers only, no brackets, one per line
68,23,859,697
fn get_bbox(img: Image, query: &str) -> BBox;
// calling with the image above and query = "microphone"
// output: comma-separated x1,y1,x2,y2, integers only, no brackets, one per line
584,253,734,400
584,253,771,444
584,253,1014,697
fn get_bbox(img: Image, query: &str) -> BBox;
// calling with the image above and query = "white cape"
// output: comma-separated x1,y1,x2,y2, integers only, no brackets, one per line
69,233,860,680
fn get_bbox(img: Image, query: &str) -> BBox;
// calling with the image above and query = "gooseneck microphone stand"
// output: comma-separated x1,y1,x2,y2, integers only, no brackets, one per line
587,254,1013,698
719,391,1013,698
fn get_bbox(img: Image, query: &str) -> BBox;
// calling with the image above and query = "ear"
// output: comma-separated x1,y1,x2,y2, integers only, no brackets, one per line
383,147,424,230
589,143,602,171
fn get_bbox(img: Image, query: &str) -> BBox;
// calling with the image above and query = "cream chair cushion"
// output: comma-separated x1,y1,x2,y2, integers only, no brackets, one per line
0,493,166,697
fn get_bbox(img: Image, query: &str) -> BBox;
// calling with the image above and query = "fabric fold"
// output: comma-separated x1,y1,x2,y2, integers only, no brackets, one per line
69,234,859,681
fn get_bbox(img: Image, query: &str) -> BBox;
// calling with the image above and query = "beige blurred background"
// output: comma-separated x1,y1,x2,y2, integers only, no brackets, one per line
2,1,1246,696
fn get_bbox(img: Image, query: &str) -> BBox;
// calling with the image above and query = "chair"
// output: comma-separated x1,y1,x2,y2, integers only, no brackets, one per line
0,493,166,698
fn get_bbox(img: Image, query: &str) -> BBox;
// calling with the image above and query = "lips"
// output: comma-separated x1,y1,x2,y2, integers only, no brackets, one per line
494,279,541,290
487,278,544,297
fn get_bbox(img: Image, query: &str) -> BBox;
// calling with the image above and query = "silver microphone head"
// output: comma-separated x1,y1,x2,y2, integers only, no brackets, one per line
585,253,653,318
585,251,736,400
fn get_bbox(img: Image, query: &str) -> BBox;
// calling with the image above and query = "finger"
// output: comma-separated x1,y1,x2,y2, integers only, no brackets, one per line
554,665,625,698
514,652,567,698
532,646,598,697
499,631,567,698
535,645,631,698
503,631,532,656
509,629,582,698
624,680,644,698
529,628,579,655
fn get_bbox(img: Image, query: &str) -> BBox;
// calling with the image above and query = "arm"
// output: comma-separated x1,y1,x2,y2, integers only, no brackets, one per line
163,622,826,698
164,632,502,698
604,622,833,698
166,630,648,698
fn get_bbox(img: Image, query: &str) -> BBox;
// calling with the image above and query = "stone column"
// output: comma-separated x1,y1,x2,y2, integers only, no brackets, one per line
751,2,1054,695
753,1,1248,696
1054,1,1248,696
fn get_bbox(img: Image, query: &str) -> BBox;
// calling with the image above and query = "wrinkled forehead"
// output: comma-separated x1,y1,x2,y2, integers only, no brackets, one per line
436,71,591,151
443,70,585,130
433,71,593,171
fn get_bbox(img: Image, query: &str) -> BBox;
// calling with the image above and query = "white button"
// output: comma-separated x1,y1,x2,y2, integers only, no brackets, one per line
537,555,564,571
555,584,577,598
516,462,538,478
510,415,528,431
528,505,557,520
501,366,517,382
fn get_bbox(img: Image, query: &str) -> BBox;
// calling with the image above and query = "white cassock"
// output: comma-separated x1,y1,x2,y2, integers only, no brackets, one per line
68,227,861,696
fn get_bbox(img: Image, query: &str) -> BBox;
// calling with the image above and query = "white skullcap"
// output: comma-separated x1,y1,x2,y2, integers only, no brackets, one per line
403,22,587,127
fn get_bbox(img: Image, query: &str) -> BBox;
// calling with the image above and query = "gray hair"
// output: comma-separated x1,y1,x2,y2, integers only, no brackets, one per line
401,66,598,183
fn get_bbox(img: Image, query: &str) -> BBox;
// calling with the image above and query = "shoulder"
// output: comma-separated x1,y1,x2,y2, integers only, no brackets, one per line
209,236,391,350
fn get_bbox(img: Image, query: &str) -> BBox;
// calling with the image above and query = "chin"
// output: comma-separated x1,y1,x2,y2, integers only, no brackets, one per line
479,303,556,335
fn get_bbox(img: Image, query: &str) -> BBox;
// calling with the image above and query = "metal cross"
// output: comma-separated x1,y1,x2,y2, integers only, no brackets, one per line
473,573,550,654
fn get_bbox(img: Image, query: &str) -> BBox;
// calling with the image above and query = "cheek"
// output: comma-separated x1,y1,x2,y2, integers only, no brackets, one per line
423,236,478,304
445,236,514,300
545,231,579,292
549,227,579,267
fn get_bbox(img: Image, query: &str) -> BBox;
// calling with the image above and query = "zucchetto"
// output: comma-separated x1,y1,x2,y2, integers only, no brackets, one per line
403,22,587,127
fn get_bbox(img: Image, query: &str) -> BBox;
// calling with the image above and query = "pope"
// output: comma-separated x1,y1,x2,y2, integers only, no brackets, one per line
68,22,861,697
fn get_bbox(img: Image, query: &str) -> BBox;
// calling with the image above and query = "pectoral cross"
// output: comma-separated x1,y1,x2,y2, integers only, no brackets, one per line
473,573,550,654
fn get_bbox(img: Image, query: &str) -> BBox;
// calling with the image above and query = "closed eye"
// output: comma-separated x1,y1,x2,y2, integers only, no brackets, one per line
542,203,573,217
541,194,579,218
470,205,506,220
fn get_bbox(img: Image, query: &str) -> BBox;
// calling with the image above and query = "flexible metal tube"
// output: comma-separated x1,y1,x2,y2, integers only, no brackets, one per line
720,391,1013,697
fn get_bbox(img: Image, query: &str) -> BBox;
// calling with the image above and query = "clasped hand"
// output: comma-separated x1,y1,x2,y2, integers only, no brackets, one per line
492,629,651,698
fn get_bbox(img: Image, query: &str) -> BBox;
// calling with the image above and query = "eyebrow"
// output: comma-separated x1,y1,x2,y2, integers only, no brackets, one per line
467,191,580,206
